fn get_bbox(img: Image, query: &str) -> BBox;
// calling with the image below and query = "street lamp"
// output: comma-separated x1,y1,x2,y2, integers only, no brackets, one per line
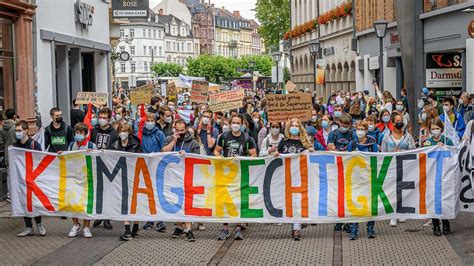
309,41,320,92
249,60,256,90
272,52,282,89
373,20,388,91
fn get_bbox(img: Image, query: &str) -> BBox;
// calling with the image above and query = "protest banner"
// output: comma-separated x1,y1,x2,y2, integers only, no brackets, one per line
208,89,244,112
208,84,221,94
167,82,177,102
130,84,153,105
266,93,313,122
191,80,209,103
8,144,471,223
75,92,108,105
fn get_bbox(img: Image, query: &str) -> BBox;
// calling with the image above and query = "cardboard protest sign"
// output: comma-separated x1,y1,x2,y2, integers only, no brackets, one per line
208,84,221,94
167,82,177,102
209,89,244,112
285,81,297,93
191,80,209,103
130,84,153,105
266,93,313,122
75,92,108,105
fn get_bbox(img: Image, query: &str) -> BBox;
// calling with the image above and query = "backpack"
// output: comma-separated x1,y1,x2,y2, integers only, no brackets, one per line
220,131,250,156
68,141,94,151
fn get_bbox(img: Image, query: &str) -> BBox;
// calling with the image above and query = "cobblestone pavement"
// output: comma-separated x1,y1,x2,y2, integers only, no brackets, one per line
0,201,473,265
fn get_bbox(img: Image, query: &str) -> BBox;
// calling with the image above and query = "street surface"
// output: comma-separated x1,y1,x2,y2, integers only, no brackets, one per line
0,201,472,265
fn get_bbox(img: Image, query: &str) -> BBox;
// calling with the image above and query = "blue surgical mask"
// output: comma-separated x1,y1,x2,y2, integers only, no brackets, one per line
339,127,349,133
321,120,330,129
145,122,155,130
382,116,390,123
74,134,85,142
15,132,24,140
289,127,300,136
334,111,342,118
91,118,98,126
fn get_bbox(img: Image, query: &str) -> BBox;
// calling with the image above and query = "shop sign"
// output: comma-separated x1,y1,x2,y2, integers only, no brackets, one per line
368,56,379,70
75,0,94,29
112,0,149,18
323,47,334,56
425,53,462,88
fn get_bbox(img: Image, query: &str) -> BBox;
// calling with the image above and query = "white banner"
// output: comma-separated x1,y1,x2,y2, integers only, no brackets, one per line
8,144,473,223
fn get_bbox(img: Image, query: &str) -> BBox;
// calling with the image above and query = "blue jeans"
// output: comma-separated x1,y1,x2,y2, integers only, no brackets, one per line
350,221,375,239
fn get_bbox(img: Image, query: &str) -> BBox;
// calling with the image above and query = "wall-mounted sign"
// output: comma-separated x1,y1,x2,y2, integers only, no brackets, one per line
468,19,474,38
75,0,94,29
368,56,379,70
426,53,462,88
112,0,149,18
390,32,400,45
323,47,334,56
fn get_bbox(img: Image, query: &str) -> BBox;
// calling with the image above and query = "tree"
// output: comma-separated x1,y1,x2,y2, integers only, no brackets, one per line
236,55,273,76
255,0,290,51
151,62,184,77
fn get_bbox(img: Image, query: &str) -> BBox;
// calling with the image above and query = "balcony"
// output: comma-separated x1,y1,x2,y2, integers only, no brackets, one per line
229,40,238,48
423,0,471,12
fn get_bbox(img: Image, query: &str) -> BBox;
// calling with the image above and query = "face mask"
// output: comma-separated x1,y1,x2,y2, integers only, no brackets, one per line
119,132,129,140
202,117,210,125
311,116,318,122
431,129,441,137
179,133,186,139
334,111,342,118
145,122,155,130
321,120,330,129
420,113,427,121
315,100,320,105
417,99,425,109
55,117,63,123
270,128,280,135
372,104,376,108
115,114,123,121
395,121,404,129
164,116,172,123
356,130,366,139
91,118,98,126
15,132,24,140
368,125,375,131
74,134,85,142
443,105,450,113
330,100,336,105
99,118,108,127
231,124,241,132
222,125,230,132
396,105,404,112
382,116,390,123
253,118,259,124
459,98,463,105
169,106,175,111
289,127,300,136
339,127,349,133
186,105,193,110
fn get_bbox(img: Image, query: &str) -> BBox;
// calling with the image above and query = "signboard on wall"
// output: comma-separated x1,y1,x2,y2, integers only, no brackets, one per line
426,52,463,98
112,0,149,18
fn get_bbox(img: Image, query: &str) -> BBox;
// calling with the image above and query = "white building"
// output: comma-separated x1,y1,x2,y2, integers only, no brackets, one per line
35,0,110,126
152,0,192,27
115,10,166,89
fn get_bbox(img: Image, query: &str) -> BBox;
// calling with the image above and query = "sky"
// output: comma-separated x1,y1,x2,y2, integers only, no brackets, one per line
149,0,257,20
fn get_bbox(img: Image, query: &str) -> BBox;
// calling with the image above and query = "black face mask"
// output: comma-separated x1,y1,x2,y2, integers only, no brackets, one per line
179,133,186,139
55,117,63,123
395,122,404,129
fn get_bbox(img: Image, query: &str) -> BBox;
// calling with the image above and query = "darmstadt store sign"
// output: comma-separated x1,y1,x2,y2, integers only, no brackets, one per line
426,53,462,88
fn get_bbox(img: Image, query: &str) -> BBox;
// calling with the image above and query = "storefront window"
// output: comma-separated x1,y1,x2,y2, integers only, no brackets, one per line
423,0,470,12
0,18,14,113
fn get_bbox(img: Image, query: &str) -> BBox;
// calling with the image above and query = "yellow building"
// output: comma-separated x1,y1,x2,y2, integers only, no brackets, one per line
215,8,240,57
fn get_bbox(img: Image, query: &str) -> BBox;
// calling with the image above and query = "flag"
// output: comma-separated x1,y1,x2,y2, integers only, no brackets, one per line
32,127,45,151
137,104,147,143
83,103,93,142
443,111,460,146
177,109,193,124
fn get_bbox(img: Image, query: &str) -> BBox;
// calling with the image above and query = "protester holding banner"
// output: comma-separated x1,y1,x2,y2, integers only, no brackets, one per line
197,110,218,156
259,122,284,157
439,98,466,139
376,109,393,136
156,106,174,137
67,123,97,238
14,120,45,237
365,115,383,146
417,105,438,147
315,114,333,151
44,108,74,153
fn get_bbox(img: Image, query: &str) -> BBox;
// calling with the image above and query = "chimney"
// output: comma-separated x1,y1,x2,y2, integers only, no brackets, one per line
233,11,240,17
159,8,164,15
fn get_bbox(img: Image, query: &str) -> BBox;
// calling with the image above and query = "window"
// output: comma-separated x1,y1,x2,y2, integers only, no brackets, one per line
177,42,180,52
181,43,184,52
147,29,151,38
120,29,124,37
130,46,135,55
143,28,146,38
167,55,171,62
129,29,134,38
159,46,162,56
119,46,125,52
187,43,191,52
173,42,176,51
120,63,126,73
143,45,147,55
158,30,162,39
166,41,170,51
153,29,156,39
131,62,136,72
149,46,153,55
154,46,157,55
144,61,148,72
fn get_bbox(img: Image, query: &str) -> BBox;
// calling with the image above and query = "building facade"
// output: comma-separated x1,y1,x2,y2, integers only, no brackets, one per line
35,0,111,126
0,0,37,129
251,20,264,55
152,0,191,27
215,8,240,57
233,11,253,56
187,0,215,55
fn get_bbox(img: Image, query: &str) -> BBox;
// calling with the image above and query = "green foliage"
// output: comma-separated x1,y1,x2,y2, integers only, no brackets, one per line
283,66,291,83
151,62,184,77
255,0,290,51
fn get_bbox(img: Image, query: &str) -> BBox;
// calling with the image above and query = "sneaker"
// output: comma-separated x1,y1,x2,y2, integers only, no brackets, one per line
292,230,301,241
343,224,351,233
217,229,230,240
156,222,166,232
68,224,81,237
171,227,184,239
120,231,133,241
277,223,283,226
423,220,432,227
399,218,407,223
368,233,376,239
37,224,47,236
433,225,442,236
186,230,196,242
198,224,206,231
234,230,244,240
17,228,34,237
350,235,357,240
389,219,397,227
143,222,154,230
103,220,113,230
93,220,102,228
83,227,92,238
131,227,139,238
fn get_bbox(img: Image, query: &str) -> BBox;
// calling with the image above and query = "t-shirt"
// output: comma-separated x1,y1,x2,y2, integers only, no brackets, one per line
216,132,256,157
327,129,356,151
277,139,306,154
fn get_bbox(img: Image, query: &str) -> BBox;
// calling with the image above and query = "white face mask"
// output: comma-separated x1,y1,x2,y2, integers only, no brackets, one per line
253,118,259,124
311,115,318,122
443,105,450,113
431,129,442,137
164,116,173,123
115,114,123,121
368,125,375,132
231,124,241,132
202,117,210,125
356,130,366,139
99,118,108,127
119,132,129,140
270,128,280,135
396,105,404,112
222,125,230,132
420,112,427,121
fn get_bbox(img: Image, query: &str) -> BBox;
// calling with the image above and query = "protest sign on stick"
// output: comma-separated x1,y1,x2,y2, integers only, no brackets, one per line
130,84,154,105
209,89,244,112
75,92,108,105
191,80,209,103
266,93,313,122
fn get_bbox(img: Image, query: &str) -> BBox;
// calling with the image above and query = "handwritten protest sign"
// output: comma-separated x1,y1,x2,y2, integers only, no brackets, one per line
167,82,177,102
285,81,297,93
209,89,244,112
266,93,313,122
130,84,153,105
191,80,209,103
75,92,108,105
208,84,221,94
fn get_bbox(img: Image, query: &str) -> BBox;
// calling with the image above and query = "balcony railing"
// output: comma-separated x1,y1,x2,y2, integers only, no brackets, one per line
423,0,471,12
